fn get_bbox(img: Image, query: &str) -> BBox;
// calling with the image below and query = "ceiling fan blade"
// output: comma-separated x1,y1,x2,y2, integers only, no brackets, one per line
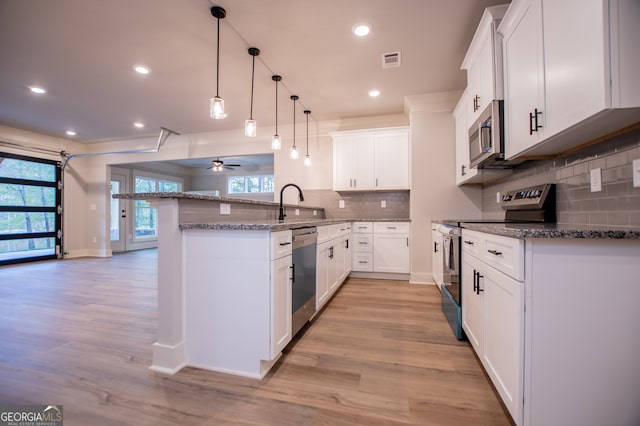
226,164,242,167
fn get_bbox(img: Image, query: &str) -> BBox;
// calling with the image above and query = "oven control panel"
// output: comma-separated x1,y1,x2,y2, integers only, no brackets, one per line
501,184,554,210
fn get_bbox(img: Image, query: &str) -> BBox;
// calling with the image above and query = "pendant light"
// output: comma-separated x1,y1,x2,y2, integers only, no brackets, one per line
210,6,226,119
290,95,299,159
271,75,282,150
245,47,260,137
304,110,311,166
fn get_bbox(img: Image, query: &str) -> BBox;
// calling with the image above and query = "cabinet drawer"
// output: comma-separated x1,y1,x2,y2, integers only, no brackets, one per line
271,230,292,260
373,222,410,234
482,233,523,281
353,234,373,253
317,224,339,244
352,222,373,233
461,230,482,258
336,222,352,237
462,229,524,281
352,252,373,272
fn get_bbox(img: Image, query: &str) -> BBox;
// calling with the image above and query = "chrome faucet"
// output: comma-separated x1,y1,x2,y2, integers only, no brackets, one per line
279,183,304,221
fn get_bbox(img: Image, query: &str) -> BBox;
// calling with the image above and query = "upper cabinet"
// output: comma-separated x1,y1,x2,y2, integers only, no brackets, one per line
462,5,510,125
499,0,640,160
331,127,410,191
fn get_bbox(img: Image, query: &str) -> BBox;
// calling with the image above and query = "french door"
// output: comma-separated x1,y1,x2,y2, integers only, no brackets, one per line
0,152,62,265
110,171,128,252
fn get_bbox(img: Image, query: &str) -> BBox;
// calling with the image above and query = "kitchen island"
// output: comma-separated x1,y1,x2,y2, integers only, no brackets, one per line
114,192,408,378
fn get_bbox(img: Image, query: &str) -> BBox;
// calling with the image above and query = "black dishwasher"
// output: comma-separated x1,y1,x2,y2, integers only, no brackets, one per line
291,227,317,336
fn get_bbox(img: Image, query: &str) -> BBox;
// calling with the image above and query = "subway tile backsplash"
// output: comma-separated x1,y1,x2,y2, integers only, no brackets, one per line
482,127,640,228
302,189,410,219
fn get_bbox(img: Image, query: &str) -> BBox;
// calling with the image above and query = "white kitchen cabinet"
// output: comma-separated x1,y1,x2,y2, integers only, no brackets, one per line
500,0,640,160
462,228,640,426
352,222,373,272
372,222,410,274
431,225,444,288
462,5,509,124
462,229,524,424
316,223,352,311
332,127,410,191
270,253,292,358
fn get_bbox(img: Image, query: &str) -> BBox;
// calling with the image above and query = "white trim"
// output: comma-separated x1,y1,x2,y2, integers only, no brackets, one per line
150,341,186,375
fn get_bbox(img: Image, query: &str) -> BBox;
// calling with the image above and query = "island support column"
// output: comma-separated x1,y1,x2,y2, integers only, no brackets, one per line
149,198,185,374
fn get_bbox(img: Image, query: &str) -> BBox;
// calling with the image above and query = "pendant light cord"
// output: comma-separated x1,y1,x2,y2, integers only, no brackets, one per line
250,54,255,119
216,17,220,97
292,98,296,148
275,80,278,134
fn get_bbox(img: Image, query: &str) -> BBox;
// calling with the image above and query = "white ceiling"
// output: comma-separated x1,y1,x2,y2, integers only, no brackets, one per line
0,0,509,143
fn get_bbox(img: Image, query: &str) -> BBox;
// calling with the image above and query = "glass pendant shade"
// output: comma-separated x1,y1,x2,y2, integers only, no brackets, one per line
210,96,225,119
271,134,281,150
245,119,257,137
304,155,311,166
290,146,299,159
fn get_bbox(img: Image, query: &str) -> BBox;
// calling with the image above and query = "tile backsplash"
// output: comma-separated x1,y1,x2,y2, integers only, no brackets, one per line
482,127,640,228
302,189,410,219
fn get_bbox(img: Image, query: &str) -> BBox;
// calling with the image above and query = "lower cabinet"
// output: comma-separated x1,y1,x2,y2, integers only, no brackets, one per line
431,226,444,288
372,222,410,274
316,223,352,311
462,231,524,424
270,253,292,358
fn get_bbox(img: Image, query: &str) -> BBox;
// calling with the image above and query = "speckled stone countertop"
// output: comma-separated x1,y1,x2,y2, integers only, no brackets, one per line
180,218,410,232
460,222,640,239
112,191,325,210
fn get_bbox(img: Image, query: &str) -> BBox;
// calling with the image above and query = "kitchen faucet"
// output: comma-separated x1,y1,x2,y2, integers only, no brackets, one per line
279,183,304,221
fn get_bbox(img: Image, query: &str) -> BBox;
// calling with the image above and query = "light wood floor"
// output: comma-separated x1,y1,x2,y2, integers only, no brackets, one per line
0,250,513,425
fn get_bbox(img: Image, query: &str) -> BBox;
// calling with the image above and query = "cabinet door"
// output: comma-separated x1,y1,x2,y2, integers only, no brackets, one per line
333,136,356,190
329,243,341,293
461,254,484,353
432,229,444,287
353,134,376,189
482,265,524,425
373,234,409,273
316,242,330,309
374,129,409,190
542,0,608,138
271,255,292,358
501,0,545,159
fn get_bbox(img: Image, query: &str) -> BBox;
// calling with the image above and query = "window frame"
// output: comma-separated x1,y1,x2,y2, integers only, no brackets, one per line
227,174,275,195
132,170,183,242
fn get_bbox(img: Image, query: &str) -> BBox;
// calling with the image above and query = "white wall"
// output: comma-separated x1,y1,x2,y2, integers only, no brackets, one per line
406,92,482,284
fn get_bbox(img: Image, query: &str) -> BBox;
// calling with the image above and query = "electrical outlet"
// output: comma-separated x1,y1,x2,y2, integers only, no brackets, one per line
220,203,231,215
295,209,300,216
590,168,602,192
633,159,640,188
381,200,386,208
496,192,501,203
339,200,345,209
313,210,317,216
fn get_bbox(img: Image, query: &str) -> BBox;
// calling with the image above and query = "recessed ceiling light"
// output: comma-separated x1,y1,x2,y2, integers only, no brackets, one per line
134,122,145,128
29,86,47,94
66,130,76,136
368,89,380,97
134,65,151,74
353,23,371,37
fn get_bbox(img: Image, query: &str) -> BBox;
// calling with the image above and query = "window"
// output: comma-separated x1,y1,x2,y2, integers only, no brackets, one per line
227,175,274,194
0,152,61,265
133,173,182,239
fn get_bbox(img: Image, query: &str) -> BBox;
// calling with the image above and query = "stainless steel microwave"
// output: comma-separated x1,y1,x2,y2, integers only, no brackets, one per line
468,100,506,168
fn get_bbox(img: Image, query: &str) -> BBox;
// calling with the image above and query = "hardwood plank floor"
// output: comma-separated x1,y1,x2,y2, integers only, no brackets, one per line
0,250,513,425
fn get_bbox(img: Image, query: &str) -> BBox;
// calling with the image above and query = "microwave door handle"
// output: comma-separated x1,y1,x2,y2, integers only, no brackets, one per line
480,121,492,151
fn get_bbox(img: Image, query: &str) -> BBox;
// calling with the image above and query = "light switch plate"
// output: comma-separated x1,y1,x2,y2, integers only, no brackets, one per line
590,168,602,192
381,200,386,208
633,159,640,188
295,209,300,216
496,192,501,203
220,203,231,215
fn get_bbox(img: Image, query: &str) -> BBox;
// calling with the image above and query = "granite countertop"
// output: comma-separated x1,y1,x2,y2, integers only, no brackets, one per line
460,222,640,240
181,218,410,231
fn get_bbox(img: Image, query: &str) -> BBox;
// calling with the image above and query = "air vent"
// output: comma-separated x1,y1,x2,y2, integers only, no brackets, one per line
382,51,401,68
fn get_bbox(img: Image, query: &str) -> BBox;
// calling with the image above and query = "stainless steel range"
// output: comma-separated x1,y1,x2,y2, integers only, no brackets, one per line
439,183,556,339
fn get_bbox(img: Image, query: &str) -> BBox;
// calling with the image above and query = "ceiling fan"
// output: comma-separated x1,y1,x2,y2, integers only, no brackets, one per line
207,157,241,172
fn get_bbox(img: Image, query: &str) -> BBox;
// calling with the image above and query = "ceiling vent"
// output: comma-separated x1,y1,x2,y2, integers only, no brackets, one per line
382,51,401,68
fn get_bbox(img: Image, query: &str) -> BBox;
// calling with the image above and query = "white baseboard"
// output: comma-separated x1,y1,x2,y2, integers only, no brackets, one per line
151,341,186,375
410,271,434,285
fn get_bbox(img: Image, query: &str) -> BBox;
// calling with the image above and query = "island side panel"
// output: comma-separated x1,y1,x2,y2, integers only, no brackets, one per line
183,229,271,378
150,198,186,374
